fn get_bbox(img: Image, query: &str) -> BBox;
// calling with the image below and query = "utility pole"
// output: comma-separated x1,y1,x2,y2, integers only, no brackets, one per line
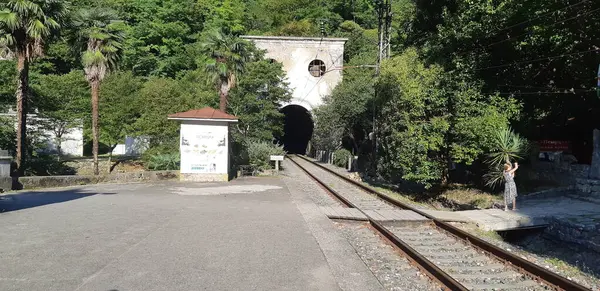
373,0,392,175
376,0,392,74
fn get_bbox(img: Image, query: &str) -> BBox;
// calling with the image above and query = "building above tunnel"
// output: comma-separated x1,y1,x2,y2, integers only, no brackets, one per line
241,35,347,112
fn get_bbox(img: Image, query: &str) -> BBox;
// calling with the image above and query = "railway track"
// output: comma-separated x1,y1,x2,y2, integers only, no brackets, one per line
287,154,591,291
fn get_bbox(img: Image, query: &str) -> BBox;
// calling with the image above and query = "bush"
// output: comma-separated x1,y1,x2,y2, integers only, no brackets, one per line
146,153,180,171
23,153,76,176
333,149,352,168
247,141,285,171
143,145,180,171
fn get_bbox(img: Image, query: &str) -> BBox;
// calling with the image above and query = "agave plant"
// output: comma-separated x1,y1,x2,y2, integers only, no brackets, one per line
148,153,180,171
484,127,528,188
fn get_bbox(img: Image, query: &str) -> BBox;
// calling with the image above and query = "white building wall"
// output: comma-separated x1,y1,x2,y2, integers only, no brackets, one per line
0,113,84,156
242,36,347,112
112,136,149,156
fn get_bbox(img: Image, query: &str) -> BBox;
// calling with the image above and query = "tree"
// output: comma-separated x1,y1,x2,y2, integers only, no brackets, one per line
0,0,67,174
199,29,250,111
98,71,142,172
375,49,518,189
33,71,88,159
227,59,292,142
72,7,124,175
403,0,600,163
133,74,214,149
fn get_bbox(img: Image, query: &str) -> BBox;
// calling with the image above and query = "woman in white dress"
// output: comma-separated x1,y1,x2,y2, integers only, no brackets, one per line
503,162,519,211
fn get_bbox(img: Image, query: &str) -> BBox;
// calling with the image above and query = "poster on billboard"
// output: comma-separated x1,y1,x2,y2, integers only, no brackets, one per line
180,126,227,174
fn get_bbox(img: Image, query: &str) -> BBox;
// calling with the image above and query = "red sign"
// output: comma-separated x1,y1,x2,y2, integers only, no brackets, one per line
538,140,570,152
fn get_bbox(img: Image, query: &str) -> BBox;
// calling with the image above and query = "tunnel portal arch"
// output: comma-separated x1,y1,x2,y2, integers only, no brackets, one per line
277,105,314,154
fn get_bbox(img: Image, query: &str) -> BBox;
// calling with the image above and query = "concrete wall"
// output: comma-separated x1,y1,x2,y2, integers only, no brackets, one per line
242,36,347,112
0,171,179,191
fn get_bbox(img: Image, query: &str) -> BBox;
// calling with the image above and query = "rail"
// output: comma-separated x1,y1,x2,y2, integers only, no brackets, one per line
290,154,591,291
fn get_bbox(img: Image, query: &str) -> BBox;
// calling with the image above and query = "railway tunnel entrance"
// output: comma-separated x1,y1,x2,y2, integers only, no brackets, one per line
277,105,314,154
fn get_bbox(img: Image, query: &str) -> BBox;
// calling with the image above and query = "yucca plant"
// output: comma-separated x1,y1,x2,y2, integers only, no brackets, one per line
147,153,180,171
484,127,528,188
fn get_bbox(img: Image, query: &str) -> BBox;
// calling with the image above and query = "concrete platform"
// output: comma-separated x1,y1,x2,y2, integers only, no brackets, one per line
363,209,429,222
0,179,342,291
431,191,600,231
420,209,471,222
319,206,367,220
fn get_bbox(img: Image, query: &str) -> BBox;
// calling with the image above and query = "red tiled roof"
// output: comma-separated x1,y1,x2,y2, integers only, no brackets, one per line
168,107,238,120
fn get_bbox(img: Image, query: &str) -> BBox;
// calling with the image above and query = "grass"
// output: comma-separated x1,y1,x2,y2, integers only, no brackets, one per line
440,185,503,210
469,225,504,240
372,186,434,209
545,257,582,278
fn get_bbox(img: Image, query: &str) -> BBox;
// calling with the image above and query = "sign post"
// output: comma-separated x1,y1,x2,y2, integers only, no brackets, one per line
270,155,284,173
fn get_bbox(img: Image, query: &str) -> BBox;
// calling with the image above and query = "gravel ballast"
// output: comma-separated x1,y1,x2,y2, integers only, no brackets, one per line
334,221,442,291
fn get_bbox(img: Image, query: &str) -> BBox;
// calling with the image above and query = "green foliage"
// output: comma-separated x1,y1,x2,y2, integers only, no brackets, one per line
375,49,518,188
133,75,214,147
376,49,448,187
312,104,344,152
0,60,15,105
98,71,143,150
72,7,125,83
24,152,76,176
32,71,88,156
274,20,317,37
484,128,529,188
333,149,352,168
228,59,292,142
246,141,285,171
0,117,16,155
198,29,251,110
107,0,208,77
146,152,180,171
406,0,600,144
0,0,67,60
201,0,247,34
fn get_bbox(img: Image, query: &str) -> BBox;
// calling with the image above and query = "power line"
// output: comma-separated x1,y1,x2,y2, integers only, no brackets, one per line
411,0,591,52
483,7,600,49
493,88,596,95
296,52,345,106
474,48,600,71
488,0,590,36
496,84,594,92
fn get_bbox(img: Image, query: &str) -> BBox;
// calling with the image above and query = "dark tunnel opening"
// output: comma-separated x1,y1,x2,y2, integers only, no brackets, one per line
277,105,314,154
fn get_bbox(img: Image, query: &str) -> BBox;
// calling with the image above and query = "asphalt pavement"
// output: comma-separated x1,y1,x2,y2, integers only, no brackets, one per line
0,178,341,291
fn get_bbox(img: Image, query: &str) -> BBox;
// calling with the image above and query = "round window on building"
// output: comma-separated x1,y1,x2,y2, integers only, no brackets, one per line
308,59,326,77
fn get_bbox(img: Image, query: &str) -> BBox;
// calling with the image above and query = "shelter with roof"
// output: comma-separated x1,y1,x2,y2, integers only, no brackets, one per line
168,107,238,181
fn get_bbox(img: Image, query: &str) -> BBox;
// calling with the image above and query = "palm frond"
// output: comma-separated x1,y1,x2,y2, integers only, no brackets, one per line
0,10,19,30
484,127,528,188
72,7,125,81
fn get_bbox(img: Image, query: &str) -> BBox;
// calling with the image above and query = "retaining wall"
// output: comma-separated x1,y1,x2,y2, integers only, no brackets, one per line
0,171,179,191
544,216,600,254
575,178,600,196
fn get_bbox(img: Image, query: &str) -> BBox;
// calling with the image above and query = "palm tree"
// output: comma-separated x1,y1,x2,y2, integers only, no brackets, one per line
200,29,250,111
0,0,66,174
484,127,529,187
72,7,124,175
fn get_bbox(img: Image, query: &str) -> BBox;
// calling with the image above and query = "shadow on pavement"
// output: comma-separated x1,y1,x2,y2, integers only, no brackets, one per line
0,188,114,213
